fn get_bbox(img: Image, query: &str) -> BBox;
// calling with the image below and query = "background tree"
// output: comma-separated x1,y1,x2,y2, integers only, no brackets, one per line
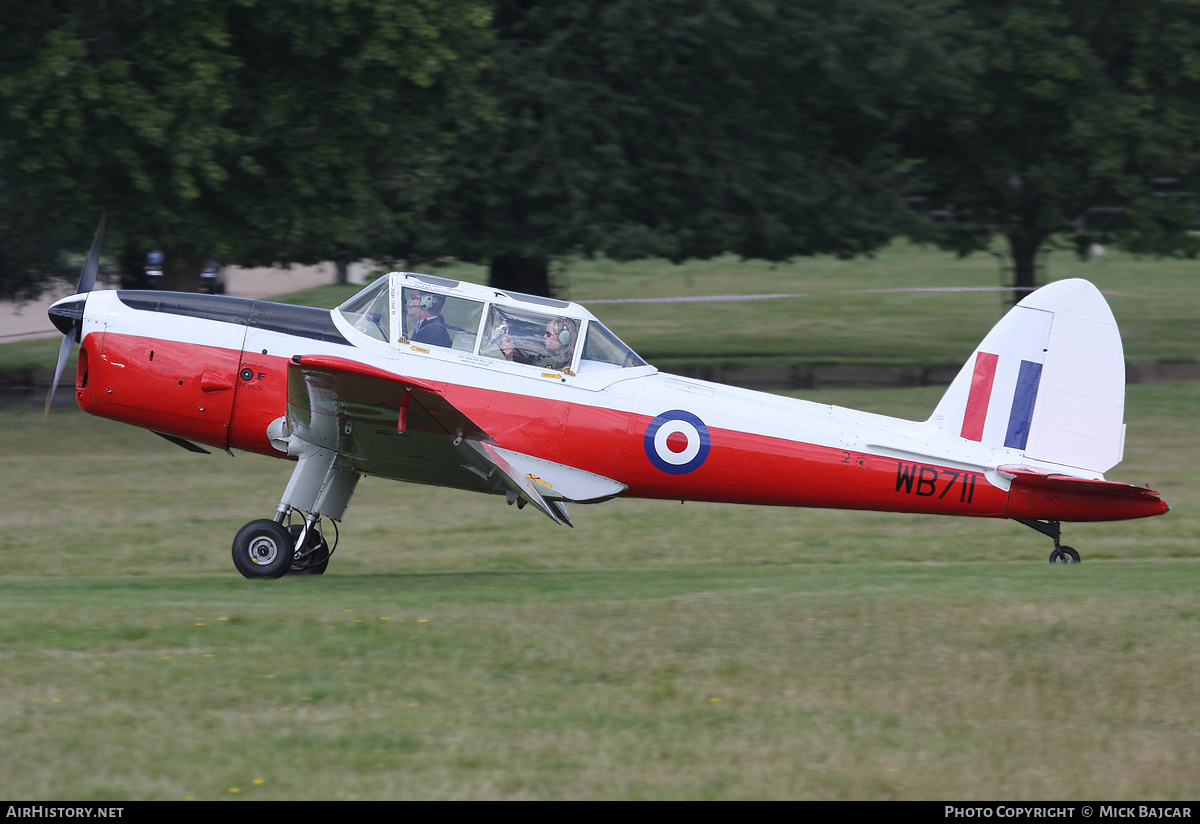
903,0,1200,298
410,0,960,296
0,0,492,296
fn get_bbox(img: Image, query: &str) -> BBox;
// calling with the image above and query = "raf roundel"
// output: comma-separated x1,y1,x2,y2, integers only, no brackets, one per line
644,410,711,475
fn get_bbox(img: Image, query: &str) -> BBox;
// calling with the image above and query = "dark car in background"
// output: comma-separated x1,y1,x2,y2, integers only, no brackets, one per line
118,252,224,293
119,251,164,290
199,260,225,294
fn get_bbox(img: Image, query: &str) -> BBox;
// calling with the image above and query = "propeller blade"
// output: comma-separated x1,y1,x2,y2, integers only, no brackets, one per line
45,326,77,415
45,215,105,416
76,213,106,294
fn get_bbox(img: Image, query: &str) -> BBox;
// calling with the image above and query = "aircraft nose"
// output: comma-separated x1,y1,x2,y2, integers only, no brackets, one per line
48,294,87,336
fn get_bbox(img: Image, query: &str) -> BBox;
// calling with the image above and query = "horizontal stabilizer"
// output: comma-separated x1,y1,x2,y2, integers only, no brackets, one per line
998,465,1164,501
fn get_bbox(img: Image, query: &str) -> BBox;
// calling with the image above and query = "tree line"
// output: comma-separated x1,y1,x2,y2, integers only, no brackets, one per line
3,0,1198,300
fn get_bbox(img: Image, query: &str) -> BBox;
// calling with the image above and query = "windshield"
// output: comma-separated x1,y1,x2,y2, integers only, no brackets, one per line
579,321,646,371
337,277,391,342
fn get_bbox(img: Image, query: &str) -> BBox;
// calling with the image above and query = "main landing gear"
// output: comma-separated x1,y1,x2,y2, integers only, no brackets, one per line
232,432,360,579
1017,519,1082,564
231,512,334,579
286,521,331,575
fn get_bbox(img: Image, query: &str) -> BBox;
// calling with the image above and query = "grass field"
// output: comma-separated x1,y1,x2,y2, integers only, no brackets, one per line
2,242,1197,799
270,242,1200,369
5,240,1199,373
1,376,1197,799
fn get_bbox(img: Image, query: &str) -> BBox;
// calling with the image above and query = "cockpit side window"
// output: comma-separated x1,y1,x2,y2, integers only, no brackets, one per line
401,287,483,351
481,306,579,372
337,277,391,342
579,321,647,371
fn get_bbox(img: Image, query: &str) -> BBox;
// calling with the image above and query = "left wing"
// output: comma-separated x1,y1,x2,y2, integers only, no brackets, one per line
282,355,625,524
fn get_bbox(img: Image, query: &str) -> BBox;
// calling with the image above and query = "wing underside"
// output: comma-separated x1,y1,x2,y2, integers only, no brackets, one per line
283,355,625,524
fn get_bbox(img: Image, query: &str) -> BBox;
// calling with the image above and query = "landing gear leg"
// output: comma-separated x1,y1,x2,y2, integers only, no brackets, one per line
1016,519,1081,564
286,516,331,575
231,443,359,579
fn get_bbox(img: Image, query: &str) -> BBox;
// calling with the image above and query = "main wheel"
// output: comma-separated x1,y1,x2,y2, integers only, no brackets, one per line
1049,546,1081,564
232,520,294,579
286,524,330,576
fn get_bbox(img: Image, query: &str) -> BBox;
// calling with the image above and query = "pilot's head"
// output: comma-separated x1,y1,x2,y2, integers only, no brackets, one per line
407,290,444,318
543,318,576,353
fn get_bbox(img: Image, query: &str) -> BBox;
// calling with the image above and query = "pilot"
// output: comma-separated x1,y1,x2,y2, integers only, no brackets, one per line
538,317,577,371
406,290,451,348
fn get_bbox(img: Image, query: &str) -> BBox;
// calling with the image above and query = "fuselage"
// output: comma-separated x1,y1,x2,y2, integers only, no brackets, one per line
63,285,1167,524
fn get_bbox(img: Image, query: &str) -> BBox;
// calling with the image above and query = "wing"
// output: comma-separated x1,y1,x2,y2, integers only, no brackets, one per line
283,355,625,524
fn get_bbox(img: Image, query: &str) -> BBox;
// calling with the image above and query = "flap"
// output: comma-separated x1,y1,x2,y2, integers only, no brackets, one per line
485,445,628,503
457,440,628,527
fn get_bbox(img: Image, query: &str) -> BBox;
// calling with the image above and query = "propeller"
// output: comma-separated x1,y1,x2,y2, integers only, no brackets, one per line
45,215,105,415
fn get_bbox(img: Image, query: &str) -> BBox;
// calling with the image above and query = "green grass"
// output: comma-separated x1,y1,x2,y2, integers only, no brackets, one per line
5,241,1199,373
274,240,1200,368
0,336,66,374
580,241,1200,366
1,382,1197,799
3,242,1198,798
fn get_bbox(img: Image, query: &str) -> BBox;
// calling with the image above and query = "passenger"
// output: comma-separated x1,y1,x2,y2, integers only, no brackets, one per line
406,291,451,348
487,315,577,371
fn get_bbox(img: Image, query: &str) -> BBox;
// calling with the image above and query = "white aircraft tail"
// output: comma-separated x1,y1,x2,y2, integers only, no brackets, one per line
928,279,1126,476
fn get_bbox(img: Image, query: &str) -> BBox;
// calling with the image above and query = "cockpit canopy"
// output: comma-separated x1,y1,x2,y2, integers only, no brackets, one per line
336,272,647,375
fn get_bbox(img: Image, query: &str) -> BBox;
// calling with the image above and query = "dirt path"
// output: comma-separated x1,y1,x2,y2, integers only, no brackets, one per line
0,263,340,341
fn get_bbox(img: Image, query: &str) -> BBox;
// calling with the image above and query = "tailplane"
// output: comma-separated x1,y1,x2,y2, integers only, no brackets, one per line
929,279,1125,476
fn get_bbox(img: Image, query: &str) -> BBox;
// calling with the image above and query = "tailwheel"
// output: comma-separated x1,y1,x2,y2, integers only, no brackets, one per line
1049,546,1081,564
287,523,330,576
1017,520,1083,565
232,519,293,579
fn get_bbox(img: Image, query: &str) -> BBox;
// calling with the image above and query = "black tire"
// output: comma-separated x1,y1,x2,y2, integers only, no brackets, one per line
232,520,294,579
1049,546,1081,564
286,524,330,576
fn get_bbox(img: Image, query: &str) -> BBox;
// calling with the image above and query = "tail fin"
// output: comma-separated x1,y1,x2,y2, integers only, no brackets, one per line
929,279,1125,476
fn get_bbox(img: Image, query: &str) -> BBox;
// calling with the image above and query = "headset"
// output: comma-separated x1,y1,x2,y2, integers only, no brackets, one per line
551,318,574,346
